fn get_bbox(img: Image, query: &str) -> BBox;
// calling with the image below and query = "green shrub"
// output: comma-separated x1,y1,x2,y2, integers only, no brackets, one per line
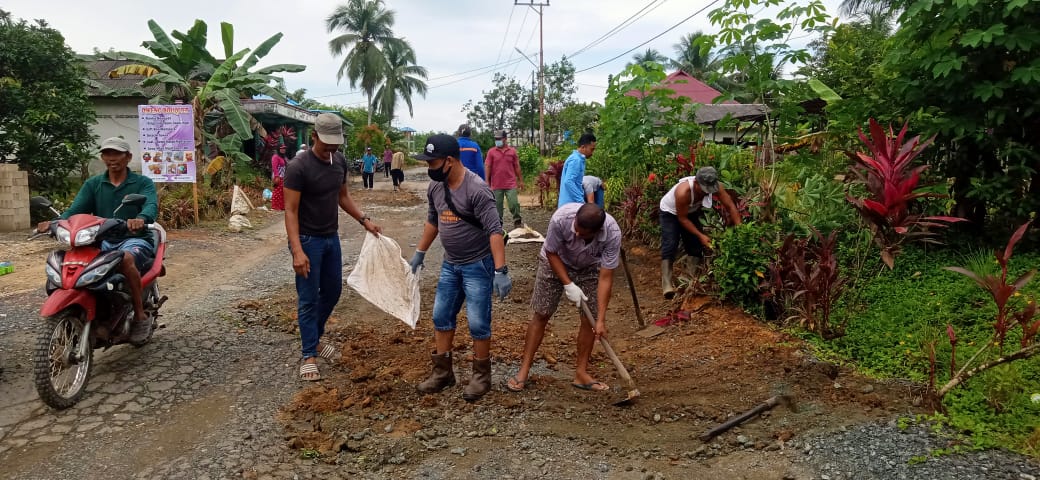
712,221,779,312
517,144,544,184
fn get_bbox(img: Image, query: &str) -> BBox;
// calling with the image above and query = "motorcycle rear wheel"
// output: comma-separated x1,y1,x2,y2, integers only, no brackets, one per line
131,282,160,348
33,312,93,409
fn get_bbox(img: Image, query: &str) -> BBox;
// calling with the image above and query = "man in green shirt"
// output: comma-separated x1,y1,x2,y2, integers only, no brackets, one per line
36,137,159,341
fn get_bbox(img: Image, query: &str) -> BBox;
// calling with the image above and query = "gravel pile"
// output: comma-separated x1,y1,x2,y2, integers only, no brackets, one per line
794,419,1040,480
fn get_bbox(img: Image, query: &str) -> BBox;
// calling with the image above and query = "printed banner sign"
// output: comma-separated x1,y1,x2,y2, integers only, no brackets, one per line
137,105,196,183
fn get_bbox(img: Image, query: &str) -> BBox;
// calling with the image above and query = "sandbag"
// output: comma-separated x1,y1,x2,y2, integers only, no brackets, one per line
228,214,252,232
346,233,421,329
506,225,545,244
230,185,254,216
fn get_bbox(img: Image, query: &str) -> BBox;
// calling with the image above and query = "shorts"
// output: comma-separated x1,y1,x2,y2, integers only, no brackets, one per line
530,256,599,319
100,237,155,272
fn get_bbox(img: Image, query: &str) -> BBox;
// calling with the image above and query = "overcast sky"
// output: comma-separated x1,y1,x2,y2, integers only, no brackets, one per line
4,0,844,132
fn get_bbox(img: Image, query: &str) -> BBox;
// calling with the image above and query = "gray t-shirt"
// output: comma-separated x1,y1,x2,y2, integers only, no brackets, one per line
582,175,603,195
540,202,622,271
426,170,503,264
284,150,348,236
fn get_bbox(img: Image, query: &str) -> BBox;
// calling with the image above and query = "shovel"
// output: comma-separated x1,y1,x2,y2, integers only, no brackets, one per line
579,300,640,406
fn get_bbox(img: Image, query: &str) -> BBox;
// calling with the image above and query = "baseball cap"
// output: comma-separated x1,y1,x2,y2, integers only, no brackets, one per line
494,130,507,139
366,146,372,151
695,166,720,194
414,134,460,161
314,113,344,145
456,124,472,137
99,137,131,153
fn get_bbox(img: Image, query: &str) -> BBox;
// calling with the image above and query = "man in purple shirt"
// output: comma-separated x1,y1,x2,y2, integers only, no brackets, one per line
505,202,622,393
383,146,393,179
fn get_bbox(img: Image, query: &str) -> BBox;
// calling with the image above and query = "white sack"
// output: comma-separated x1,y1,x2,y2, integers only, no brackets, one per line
506,225,545,244
230,185,254,216
228,214,252,232
346,233,421,329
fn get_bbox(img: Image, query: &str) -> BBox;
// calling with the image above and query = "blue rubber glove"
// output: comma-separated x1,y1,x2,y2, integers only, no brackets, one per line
493,270,513,299
409,250,426,274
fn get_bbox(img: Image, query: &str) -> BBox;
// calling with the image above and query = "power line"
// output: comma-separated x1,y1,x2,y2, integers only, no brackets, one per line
498,7,532,78
312,88,364,99
427,57,527,90
511,19,541,77
427,54,534,82
576,0,720,74
493,5,518,66
568,0,667,59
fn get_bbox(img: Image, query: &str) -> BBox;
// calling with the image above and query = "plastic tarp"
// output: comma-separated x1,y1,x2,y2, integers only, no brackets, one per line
346,233,421,329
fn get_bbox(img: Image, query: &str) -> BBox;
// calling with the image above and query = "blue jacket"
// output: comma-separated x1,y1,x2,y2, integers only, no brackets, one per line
457,136,485,180
558,150,587,207
362,153,377,173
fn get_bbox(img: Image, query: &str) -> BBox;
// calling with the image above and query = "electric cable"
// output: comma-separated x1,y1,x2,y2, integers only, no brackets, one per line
575,0,721,74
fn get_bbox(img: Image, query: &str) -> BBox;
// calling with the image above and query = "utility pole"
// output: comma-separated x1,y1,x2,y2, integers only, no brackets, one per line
514,0,549,154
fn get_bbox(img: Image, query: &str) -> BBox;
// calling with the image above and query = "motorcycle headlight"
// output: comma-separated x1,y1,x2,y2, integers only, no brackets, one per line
73,225,100,246
45,262,62,285
74,257,119,288
55,226,71,246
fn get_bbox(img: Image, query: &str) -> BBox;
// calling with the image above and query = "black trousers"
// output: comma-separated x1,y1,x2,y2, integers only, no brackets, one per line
384,164,391,177
362,172,374,189
391,169,404,186
660,211,705,261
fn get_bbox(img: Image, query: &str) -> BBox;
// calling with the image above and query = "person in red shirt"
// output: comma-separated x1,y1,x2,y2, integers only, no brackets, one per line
484,130,523,229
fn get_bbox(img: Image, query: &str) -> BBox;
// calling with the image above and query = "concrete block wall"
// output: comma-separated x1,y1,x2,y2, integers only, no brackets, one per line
0,164,31,232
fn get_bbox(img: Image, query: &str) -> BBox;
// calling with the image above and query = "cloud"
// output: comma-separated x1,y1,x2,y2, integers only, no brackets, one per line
3,0,845,132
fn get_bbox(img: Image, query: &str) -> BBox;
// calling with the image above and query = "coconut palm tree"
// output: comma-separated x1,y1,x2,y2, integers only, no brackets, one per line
626,48,669,68
373,39,428,123
671,31,721,81
326,0,406,125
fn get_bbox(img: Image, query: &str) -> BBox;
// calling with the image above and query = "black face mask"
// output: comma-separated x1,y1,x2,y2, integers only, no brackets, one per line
428,162,452,182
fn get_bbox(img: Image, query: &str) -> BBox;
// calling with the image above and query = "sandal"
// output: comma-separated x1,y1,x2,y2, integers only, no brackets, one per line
571,381,610,391
299,362,322,381
504,375,528,392
318,343,339,361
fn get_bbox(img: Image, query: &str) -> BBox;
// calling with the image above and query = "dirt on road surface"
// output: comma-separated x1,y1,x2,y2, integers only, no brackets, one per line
0,171,1036,480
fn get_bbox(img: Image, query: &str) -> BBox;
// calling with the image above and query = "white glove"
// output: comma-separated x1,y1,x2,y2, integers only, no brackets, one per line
562,282,588,307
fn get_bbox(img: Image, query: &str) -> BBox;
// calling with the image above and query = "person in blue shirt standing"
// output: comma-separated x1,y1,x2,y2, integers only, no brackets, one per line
456,124,485,180
361,147,377,190
557,133,597,207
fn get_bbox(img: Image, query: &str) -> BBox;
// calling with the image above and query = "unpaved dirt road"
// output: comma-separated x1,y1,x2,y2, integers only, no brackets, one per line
1,171,1037,479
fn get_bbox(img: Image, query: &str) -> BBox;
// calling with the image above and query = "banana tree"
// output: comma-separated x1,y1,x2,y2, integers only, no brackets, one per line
97,19,305,181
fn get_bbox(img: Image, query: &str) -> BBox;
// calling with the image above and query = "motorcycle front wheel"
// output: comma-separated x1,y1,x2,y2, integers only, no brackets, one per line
33,312,93,409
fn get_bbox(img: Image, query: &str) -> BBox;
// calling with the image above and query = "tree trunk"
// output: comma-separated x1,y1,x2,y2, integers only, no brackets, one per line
367,92,373,126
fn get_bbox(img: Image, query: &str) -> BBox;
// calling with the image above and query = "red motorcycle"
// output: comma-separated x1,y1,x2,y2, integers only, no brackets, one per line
30,194,167,409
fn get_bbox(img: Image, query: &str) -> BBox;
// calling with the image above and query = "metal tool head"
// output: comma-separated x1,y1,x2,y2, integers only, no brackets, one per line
613,388,641,407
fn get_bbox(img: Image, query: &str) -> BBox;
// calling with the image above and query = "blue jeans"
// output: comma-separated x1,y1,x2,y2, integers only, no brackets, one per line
660,211,705,261
431,255,494,340
292,234,342,359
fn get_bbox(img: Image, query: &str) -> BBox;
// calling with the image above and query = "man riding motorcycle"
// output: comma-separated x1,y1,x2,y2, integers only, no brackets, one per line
36,137,158,342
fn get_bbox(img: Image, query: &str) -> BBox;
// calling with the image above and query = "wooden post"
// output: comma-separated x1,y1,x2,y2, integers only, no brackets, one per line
192,182,200,224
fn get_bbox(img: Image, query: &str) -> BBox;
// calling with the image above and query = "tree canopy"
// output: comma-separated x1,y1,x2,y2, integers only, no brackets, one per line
0,10,96,194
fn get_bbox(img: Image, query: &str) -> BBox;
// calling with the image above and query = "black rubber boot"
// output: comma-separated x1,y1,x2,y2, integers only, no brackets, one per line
462,357,492,402
417,351,456,394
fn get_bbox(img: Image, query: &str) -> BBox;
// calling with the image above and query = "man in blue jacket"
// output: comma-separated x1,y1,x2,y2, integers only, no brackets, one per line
456,124,485,180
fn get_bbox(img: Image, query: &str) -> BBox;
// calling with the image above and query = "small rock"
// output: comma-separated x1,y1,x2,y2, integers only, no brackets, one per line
833,382,842,389
384,424,394,433
653,414,662,423
861,384,875,394
1021,475,1037,480
450,447,467,456
736,435,749,446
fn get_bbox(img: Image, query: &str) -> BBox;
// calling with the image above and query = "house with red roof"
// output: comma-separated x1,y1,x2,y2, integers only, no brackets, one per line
625,70,770,144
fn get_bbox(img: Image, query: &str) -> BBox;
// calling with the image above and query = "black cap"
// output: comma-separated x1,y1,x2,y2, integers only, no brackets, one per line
494,129,507,139
414,134,460,161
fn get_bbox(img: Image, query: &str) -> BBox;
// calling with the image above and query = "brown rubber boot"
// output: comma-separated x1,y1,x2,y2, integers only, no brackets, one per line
417,351,456,394
462,356,492,402
662,259,676,299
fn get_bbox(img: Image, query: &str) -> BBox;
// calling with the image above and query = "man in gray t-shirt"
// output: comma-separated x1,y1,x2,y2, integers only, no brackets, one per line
505,203,622,393
407,134,512,403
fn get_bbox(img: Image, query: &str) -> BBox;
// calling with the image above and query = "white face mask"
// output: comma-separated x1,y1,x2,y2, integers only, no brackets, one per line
494,140,504,148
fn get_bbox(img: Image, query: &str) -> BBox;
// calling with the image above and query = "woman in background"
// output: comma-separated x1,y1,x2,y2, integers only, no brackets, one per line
271,145,287,211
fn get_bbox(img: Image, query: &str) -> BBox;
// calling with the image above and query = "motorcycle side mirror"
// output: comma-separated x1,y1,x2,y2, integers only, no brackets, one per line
30,196,53,209
121,194,147,207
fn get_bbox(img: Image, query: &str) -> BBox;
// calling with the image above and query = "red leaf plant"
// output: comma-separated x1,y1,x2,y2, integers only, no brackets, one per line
536,161,565,207
936,221,1038,398
761,228,848,339
846,119,965,269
